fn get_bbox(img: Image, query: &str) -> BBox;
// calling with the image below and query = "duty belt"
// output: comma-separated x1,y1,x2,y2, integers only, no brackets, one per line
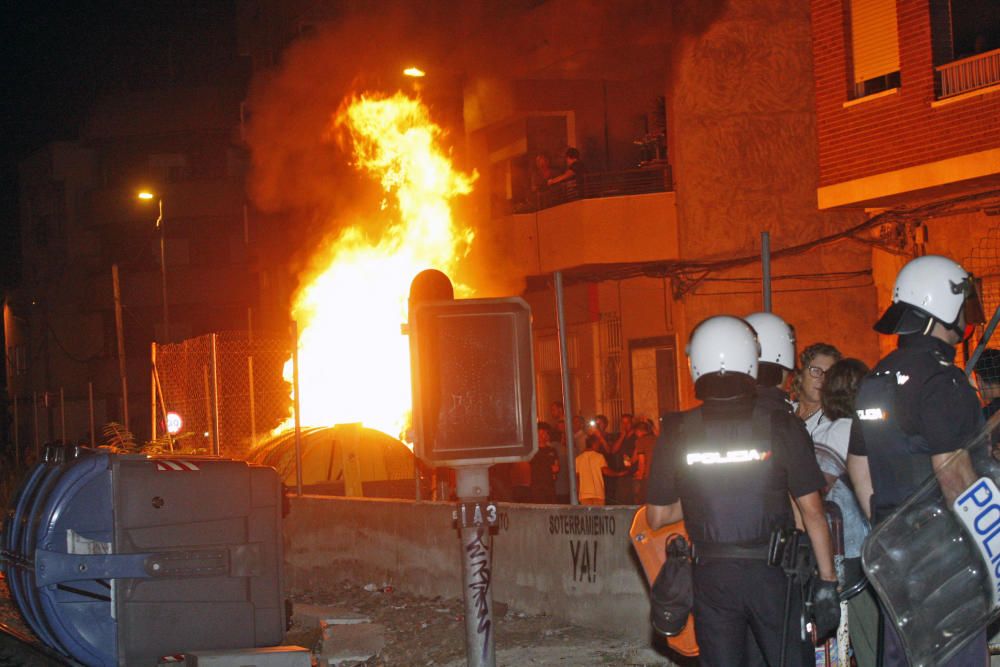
694,542,770,561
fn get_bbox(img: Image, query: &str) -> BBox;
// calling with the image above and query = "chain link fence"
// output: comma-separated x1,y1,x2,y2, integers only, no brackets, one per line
154,331,292,458
965,220,1000,411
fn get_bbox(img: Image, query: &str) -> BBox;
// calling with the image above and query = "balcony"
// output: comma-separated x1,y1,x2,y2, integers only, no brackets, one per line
482,188,678,280
937,48,1000,99
515,165,672,214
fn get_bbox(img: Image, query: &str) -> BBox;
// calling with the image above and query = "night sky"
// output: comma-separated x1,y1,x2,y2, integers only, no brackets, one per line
0,1,243,288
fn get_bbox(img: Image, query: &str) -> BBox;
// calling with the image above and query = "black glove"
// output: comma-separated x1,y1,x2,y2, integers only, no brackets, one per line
812,579,841,640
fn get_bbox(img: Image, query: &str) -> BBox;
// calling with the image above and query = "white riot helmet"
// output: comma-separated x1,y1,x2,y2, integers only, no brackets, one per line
686,316,760,383
874,255,984,335
745,312,796,371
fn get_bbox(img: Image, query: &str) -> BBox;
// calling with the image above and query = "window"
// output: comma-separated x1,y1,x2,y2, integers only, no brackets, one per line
847,0,901,98
941,0,1000,61
931,0,1000,97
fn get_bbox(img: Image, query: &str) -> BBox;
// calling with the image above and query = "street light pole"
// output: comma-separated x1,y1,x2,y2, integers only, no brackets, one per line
140,191,169,342
156,198,169,341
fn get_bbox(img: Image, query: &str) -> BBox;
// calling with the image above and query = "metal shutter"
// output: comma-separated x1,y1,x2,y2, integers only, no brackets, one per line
850,0,900,83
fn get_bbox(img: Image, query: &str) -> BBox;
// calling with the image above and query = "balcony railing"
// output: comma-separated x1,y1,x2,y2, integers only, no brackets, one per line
515,165,672,214
937,48,1000,99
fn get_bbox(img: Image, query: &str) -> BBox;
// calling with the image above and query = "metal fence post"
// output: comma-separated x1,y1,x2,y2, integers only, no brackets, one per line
88,382,95,448
248,309,257,450
554,271,578,505
32,391,39,458
59,388,65,445
210,333,221,456
292,321,303,496
13,394,19,467
151,343,157,442
202,364,212,453
151,358,172,452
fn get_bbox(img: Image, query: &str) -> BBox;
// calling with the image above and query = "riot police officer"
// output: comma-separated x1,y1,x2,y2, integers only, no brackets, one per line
746,311,797,414
848,254,987,665
646,316,839,666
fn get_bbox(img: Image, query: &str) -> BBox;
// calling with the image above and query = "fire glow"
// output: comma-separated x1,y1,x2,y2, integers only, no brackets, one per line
280,92,476,439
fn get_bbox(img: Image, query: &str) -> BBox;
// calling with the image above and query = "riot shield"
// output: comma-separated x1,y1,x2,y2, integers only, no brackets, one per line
629,507,699,657
862,411,1000,666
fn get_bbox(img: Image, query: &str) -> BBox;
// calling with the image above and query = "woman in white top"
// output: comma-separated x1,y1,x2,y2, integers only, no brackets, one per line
813,356,880,667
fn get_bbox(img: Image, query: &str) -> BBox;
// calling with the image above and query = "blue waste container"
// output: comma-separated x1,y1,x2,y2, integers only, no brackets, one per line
1,446,284,666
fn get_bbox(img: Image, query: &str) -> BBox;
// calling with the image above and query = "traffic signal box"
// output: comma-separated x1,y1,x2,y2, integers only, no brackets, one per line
409,297,537,467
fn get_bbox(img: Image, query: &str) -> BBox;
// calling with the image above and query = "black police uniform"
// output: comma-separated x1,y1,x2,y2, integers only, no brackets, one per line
756,384,794,415
851,333,987,666
647,392,825,667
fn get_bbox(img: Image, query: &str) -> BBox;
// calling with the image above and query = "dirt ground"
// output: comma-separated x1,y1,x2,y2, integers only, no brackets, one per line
290,581,679,666
2,574,679,666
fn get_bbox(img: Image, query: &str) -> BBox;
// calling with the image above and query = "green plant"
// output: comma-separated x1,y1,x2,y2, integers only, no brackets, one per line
100,422,202,456
100,422,138,453
145,431,195,455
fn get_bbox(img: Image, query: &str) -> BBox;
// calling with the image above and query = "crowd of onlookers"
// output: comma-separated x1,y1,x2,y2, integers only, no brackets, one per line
487,402,657,506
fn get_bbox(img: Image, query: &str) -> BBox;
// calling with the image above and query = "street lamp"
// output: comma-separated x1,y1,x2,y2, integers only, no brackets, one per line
137,191,169,341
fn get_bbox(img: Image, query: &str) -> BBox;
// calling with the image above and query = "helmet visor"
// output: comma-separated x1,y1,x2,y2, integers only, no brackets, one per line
960,277,986,327
874,301,929,335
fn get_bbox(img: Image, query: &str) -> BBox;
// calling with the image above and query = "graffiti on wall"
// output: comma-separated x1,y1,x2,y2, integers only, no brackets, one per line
548,513,617,585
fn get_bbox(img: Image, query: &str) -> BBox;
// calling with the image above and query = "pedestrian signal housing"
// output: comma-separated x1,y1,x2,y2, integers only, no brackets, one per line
409,297,537,466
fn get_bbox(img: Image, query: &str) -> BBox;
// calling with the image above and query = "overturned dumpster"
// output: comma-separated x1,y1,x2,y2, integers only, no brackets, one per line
1,445,284,667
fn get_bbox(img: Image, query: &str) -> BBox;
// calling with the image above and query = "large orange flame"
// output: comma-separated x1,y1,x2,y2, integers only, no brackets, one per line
281,93,476,439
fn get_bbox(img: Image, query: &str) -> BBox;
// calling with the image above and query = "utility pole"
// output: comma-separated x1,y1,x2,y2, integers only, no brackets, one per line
112,264,129,432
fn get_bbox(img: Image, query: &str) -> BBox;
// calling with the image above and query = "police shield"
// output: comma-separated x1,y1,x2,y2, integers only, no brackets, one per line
862,412,1000,666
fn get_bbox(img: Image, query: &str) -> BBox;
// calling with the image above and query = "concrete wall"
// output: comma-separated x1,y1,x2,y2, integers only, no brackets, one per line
284,495,654,641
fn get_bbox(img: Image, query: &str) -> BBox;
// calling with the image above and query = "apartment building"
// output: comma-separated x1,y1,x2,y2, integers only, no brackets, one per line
6,86,257,448
811,0,1000,357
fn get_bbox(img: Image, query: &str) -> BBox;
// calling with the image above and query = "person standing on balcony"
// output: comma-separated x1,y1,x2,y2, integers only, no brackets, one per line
532,153,553,191
547,147,583,189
